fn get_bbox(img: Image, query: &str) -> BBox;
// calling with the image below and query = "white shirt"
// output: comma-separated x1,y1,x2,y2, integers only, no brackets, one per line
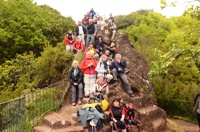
78,26,84,35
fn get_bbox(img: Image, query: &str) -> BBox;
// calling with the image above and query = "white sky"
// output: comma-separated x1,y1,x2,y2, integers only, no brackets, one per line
33,0,199,22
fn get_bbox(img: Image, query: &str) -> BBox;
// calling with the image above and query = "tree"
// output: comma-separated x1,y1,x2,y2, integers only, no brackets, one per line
0,0,76,64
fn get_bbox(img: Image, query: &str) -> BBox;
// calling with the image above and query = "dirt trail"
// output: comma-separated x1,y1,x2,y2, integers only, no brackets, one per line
169,118,199,132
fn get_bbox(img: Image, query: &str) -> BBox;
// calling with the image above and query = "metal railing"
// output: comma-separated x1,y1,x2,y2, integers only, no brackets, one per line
0,51,84,132
0,78,69,132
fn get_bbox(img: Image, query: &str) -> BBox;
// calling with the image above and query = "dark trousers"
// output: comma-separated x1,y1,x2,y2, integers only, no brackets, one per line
112,69,133,94
198,113,200,128
112,121,126,130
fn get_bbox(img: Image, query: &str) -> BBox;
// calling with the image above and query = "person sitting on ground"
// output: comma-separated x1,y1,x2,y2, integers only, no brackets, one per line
109,13,115,23
112,54,134,97
65,29,76,52
69,60,83,106
73,37,85,54
95,36,105,57
109,98,127,132
75,21,86,45
104,49,113,64
104,19,117,40
106,42,117,59
84,42,97,58
81,51,97,98
97,16,106,30
93,75,109,100
95,54,113,82
89,8,96,19
124,103,142,130
86,19,96,47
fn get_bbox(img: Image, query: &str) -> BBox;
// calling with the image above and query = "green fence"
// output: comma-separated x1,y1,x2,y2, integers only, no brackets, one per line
0,78,69,132
0,51,84,132
157,98,197,123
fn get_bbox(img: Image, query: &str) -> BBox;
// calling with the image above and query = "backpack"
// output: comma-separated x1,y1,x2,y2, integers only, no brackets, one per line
124,104,136,124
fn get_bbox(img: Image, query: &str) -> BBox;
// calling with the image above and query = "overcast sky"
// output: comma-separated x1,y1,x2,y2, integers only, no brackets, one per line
33,0,198,22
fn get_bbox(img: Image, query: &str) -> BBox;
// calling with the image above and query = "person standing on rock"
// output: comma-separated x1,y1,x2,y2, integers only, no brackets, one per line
104,19,117,40
75,21,86,45
86,19,96,47
194,93,200,130
112,54,134,97
69,61,83,106
65,29,76,52
81,51,97,98
109,13,115,23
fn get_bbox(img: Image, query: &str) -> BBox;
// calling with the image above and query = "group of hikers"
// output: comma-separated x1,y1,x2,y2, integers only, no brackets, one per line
66,8,140,132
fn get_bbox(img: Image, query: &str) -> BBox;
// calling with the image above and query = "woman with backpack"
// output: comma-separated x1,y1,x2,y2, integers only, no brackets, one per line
109,98,127,132
69,60,83,106
95,54,113,82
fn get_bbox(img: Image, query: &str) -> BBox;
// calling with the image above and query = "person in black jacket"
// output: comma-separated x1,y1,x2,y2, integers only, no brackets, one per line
69,60,84,106
112,54,134,97
109,98,127,132
75,21,86,45
86,19,96,47
95,36,105,57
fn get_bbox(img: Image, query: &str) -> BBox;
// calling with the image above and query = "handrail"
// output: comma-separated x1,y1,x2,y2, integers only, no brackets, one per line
0,51,84,132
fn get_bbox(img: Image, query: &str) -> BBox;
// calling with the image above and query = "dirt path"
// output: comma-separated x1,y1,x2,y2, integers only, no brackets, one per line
169,118,199,132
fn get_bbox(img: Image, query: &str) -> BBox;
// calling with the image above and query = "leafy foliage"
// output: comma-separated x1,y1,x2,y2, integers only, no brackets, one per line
116,9,200,121
0,52,36,102
0,0,76,64
0,42,73,102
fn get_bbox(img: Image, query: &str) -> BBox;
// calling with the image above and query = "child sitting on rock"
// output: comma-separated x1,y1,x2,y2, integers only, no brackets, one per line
93,75,109,100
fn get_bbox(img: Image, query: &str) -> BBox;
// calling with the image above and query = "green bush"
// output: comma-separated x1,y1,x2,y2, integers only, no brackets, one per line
117,9,200,122
0,0,76,64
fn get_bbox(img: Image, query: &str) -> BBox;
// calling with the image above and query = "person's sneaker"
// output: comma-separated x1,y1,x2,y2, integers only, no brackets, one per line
129,93,134,97
78,99,82,105
72,102,76,106
113,81,118,87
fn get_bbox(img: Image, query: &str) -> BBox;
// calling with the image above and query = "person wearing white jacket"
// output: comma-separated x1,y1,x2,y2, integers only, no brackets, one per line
95,54,113,82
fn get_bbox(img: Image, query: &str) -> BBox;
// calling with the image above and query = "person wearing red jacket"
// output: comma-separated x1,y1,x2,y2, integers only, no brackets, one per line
73,37,85,54
64,29,76,52
81,51,97,97
109,98,126,132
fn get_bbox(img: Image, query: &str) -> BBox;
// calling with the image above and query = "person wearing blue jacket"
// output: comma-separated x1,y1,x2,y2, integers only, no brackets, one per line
112,54,134,97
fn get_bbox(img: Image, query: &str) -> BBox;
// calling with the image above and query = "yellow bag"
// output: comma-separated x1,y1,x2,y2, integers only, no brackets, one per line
82,98,109,111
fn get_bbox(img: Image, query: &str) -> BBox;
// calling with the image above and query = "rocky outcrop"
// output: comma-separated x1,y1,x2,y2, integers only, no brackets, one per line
34,34,167,132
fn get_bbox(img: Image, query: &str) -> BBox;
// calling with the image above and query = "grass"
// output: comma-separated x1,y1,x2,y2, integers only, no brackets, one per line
167,118,181,132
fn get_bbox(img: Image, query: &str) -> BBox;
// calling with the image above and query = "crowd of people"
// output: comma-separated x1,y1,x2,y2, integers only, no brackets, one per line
67,8,135,132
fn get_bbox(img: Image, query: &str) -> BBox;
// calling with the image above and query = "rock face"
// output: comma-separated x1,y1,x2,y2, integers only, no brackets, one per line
34,34,167,132
96,25,111,45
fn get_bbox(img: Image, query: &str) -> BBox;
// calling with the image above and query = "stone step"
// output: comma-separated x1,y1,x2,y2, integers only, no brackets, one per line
58,105,83,125
152,118,167,132
34,125,52,132
137,106,166,122
43,112,71,129
50,125,84,132
34,125,85,132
